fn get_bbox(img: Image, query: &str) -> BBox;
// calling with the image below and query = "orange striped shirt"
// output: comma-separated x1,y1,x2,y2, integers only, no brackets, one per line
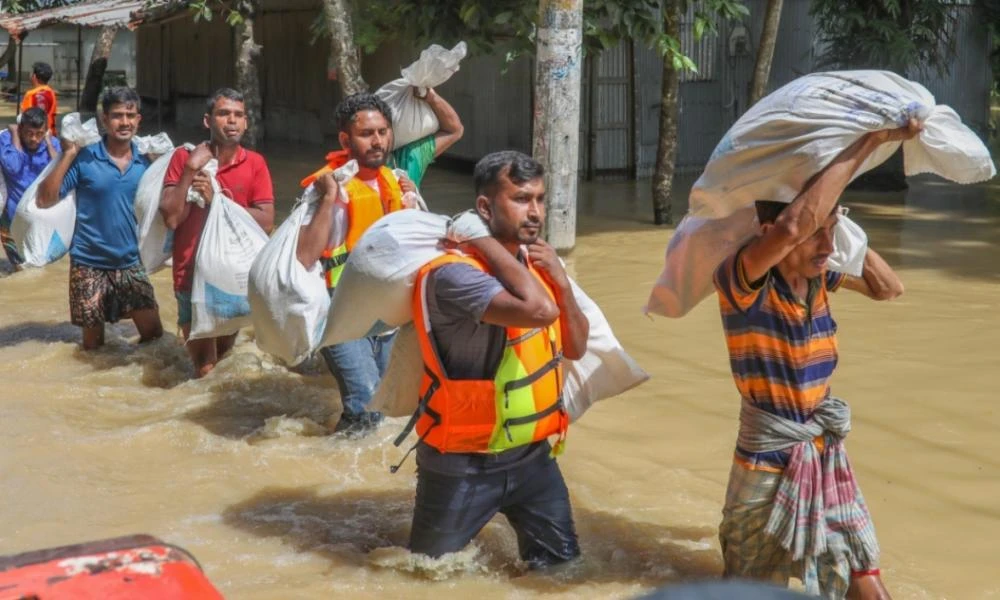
714,246,845,472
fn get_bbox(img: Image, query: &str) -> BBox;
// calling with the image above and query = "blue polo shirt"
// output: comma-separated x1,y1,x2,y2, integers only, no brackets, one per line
60,138,149,269
0,129,60,221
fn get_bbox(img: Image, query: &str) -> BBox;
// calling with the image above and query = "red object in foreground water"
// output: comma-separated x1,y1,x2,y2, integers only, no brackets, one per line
0,534,224,600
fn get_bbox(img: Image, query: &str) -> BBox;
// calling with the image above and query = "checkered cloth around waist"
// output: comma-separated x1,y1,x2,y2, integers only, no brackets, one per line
736,396,879,580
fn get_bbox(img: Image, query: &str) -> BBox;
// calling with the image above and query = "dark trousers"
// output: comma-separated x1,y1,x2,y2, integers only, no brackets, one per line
408,448,580,568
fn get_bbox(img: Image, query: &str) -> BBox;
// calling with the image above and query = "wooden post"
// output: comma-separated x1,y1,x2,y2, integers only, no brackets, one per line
15,36,22,116
76,26,82,109
157,24,164,131
532,0,583,251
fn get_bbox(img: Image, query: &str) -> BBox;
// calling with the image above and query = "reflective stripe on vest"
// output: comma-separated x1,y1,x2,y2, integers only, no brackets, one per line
396,252,569,455
320,170,403,289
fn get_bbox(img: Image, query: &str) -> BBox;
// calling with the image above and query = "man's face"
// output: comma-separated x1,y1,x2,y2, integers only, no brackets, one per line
18,124,46,152
477,170,546,246
339,109,392,169
780,211,838,279
204,97,247,146
101,102,141,143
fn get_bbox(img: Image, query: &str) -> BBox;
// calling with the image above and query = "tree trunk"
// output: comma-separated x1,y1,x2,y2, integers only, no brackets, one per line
532,0,584,250
321,0,367,96
80,25,119,113
0,33,22,79
749,0,783,105
235,5,264,148
651,1,681,226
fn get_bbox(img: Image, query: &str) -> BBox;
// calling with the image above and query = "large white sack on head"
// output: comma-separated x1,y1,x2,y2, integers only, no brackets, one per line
189,159,269,341
249,192,330,366
645,208,757,319
647,69,997,317
9,112,101,267
370,270,649,423
376,41,467,148
319,209,451,347
135,142,189,274
690,70,995,219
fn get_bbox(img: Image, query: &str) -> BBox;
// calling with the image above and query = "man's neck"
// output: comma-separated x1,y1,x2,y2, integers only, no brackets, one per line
105,137,132,158
345,153,382,180
210,141,241,166
776,262,809,300
500,241,521,258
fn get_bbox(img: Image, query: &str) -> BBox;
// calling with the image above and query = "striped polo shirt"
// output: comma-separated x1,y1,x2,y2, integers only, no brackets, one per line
714,245,846,472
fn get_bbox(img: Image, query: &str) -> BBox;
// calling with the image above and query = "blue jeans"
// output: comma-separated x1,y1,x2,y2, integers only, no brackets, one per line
319,333,395,416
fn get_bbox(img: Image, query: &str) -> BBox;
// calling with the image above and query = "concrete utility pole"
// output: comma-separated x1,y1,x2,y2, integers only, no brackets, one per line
532,0,583,251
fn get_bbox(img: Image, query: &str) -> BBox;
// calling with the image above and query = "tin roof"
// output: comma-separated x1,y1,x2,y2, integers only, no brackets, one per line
0,0,154,38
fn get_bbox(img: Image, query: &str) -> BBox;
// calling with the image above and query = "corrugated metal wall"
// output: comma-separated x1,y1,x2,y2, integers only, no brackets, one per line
434,52,534,163
589,41,633,177
636,3,730,177
134,0,992,168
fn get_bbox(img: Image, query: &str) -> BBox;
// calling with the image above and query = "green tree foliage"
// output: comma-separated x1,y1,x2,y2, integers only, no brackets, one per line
810,0,958,78
140,0,251,27
335,0,747,70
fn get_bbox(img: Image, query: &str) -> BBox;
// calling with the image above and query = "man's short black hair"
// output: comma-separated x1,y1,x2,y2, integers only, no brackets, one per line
334,92,393,132
755,199,840,225
20,107,47,130
754,200,787,225
101,86,141,114
474,151,545,197
206,87,244,114
31,62,52,84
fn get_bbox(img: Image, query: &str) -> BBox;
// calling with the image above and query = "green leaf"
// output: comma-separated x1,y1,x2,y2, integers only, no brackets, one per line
459,3,478,25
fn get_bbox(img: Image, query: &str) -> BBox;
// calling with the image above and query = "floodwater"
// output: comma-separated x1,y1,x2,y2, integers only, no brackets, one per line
0,128,998,599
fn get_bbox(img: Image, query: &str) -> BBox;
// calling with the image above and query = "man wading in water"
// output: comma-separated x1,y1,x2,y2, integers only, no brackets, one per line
38,87,163,350
298,91,462,438
713,119,921,599
398,151,589,566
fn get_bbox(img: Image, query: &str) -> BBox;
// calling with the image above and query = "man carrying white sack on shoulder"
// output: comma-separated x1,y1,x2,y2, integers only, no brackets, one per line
714,120,922,600
296,91,462,438
37,87,163,350
158,87,275,378
390,150,590,567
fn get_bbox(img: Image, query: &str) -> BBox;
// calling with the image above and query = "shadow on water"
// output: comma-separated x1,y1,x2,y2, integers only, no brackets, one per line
0,320,80,348
222,486,721,590
183,370,338,440
71,330,193,389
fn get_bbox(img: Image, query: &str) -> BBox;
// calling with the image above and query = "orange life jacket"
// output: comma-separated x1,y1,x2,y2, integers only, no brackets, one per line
318,169,403,289
21,84,57,132
393,253,569,462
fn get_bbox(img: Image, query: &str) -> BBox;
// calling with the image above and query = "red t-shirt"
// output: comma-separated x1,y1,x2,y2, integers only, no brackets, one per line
163,146,274,292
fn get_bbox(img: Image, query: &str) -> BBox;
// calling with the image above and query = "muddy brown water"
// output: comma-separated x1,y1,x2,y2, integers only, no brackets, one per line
0,133,997,599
